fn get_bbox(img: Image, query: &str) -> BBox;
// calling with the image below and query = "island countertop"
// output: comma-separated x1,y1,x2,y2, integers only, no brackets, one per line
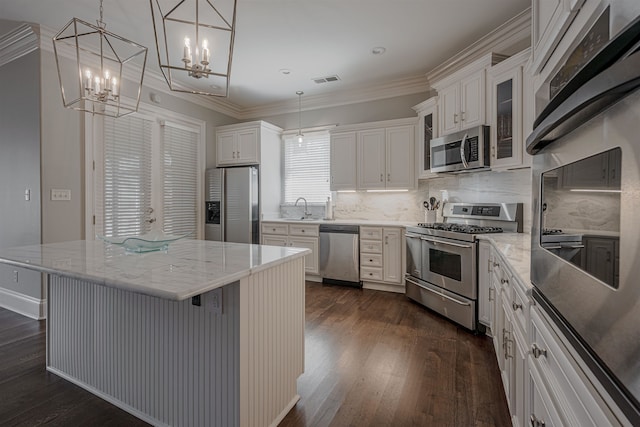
0,239,309,301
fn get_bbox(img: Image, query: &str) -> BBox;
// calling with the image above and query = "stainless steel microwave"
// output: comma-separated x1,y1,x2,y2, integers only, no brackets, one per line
430,125,490,173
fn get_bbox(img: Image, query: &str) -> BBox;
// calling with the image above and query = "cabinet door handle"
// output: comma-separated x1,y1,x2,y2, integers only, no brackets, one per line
453,113,458,124
530,414,546,427
387,173,391,182
501,278,509,285
531,344,547,359
461,111,465,122
380,173,383,182
512,301,522,311
237,150,240,158
232,151,236,159
602,168,606,179
385,236,389,245
489,287,495,302
493,261,500,268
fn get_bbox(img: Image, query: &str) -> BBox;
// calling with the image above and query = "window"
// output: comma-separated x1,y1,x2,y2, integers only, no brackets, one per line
89,107,204,239
283,130,330,203
99,115,153,237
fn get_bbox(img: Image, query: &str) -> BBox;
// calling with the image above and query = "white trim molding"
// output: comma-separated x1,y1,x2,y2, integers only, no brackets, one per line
0,23,39,69
0,287,46,320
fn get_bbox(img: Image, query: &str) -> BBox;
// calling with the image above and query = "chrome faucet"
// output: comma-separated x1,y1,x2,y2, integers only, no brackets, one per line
294,197,311,218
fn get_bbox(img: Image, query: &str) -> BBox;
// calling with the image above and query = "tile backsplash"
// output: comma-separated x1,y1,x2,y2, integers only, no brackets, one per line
277,169,533,229
331,169,533,230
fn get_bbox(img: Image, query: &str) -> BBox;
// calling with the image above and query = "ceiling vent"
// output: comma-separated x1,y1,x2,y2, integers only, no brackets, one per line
312,75,340,84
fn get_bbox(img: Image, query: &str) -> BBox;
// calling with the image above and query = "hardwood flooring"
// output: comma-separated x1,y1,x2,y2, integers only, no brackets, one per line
0,282,509,426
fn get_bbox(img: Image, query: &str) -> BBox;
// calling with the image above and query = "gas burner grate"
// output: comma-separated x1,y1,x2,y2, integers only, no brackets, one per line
417,223,503,234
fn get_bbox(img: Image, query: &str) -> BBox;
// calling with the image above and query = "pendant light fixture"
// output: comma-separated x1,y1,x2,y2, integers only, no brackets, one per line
296,91,304,144
52,0,148,118
149,0,238,97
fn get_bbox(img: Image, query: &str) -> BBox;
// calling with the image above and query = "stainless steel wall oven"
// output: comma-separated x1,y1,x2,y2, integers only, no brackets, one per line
527,12,640,424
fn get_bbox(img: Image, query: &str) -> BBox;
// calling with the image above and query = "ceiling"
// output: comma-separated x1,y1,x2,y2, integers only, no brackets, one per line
0,0,530,114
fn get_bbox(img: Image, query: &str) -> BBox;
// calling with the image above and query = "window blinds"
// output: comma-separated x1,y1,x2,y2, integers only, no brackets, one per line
101,115,153,237
162,123,199,237
283,130,330,203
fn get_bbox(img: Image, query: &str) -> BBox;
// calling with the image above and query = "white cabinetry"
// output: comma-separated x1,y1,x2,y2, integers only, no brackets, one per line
330,118,416,191
431,53,505,137
329,132,357,190
360,226,404,292
531,0,585,74
261,222,319,275
412,97,439,179
480,239,631,427
488,49,532,170
216,121,282,167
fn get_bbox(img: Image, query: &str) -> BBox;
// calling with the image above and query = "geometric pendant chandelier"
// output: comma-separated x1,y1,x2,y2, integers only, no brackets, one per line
52,0,148,118
149,0,237,97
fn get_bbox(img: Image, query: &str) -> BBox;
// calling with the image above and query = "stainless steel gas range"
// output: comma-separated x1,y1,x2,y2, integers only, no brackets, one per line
405,202,523,331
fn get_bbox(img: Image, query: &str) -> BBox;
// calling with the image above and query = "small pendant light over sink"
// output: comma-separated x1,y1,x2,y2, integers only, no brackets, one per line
296,90,304,144
52,0,148,118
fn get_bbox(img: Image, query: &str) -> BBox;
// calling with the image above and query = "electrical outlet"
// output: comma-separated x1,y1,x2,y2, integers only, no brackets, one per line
207,288,223,315
51,189,71,201
13,270,18,283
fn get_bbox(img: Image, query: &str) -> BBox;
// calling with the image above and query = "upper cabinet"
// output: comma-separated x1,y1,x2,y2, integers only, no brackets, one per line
329,131,357,191
330,118,417,191
216,121,282,167
488,49,532,170
431,53,506,137
412,97,438,179
531,0,585,74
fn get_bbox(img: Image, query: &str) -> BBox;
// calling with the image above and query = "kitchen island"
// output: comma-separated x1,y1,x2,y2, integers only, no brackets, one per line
0,239,309,427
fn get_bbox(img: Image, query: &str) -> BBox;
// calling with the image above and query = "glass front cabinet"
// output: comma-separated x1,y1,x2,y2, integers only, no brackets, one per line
412,97,438,179
488,49,531,170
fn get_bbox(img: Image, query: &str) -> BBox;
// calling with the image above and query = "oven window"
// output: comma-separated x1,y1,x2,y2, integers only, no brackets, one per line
541,147,621,288
429,248,462,281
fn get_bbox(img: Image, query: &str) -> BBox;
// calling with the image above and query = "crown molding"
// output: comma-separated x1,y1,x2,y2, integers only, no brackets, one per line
0,23,39,69
238,74,430,119
426,7,532,85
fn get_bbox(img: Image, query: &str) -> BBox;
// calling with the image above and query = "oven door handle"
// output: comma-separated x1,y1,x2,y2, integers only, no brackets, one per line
542,245,562,250
420,236,472,249
460,133,469,169
406,277,472,307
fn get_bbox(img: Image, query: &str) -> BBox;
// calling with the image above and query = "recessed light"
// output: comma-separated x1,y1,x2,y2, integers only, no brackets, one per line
371,46,386,55
279,69,291,75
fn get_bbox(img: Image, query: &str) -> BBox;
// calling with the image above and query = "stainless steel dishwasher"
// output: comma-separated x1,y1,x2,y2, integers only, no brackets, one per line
319,224,360,287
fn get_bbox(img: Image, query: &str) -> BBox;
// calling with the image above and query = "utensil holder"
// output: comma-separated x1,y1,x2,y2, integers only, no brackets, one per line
425,210,436,223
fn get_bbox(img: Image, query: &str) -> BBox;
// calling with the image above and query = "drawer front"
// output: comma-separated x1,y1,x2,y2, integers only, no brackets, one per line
361,266,383,281
360,226,383,241
530,308,613,427
288,224,319,237
360,240,383,254
361,253,383,267
261,223,288,235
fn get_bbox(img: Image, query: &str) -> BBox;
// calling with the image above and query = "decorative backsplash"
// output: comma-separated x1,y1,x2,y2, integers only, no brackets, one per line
277,169,533,229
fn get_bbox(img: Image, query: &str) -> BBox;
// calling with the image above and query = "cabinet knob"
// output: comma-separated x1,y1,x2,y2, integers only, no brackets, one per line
501,278,509,285
530,414,546,427
512,301,522,311
302,229,305,233
531,344,547,359
272,228,276,231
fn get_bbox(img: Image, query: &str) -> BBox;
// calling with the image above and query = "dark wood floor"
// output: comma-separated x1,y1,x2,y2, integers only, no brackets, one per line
0,282,509,426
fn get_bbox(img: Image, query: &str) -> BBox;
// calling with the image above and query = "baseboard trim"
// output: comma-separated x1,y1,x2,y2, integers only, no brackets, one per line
362,281,405,294
0,287,46,320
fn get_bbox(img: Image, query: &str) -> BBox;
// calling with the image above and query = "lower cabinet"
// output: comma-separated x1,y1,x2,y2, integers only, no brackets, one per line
480,240,629,427
360,226,404,292
261,222,319,275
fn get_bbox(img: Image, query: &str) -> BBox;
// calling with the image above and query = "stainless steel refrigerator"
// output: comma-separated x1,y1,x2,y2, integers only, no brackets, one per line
205,166,259,244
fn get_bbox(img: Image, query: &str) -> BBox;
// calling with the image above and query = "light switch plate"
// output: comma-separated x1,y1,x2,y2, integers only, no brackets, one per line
207,288,223,315
51,189,71,201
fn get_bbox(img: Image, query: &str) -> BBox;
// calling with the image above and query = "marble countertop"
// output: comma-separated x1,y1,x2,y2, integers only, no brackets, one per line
0,240,309,301
477,233,532,289
262,218,415,227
